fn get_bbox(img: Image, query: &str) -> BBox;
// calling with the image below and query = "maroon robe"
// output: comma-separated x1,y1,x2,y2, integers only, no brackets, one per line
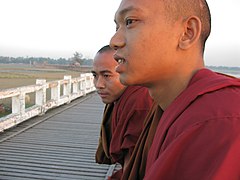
95,103,114,164
144,69,240,180
121,102,162,180
96,86,153,179
110,86,153,165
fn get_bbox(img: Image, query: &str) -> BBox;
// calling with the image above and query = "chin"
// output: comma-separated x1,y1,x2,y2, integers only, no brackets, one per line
119,74,133,86
120,75,141,86
102,100,109,104
102,99,112,104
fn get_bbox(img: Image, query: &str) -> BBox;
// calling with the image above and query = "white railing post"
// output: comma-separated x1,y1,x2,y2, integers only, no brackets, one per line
89,74,94,91
12,90,25,115
72,80,78,94
85,73,93,93
86,74,89,94
63,75,71,103
0,73,96,132
51,81,60,102
36,79,47,114
80,74,86,96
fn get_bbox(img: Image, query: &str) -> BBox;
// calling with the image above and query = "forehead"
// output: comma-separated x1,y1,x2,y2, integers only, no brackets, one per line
115,0,162,18
115,0,144,17
93,52,117,73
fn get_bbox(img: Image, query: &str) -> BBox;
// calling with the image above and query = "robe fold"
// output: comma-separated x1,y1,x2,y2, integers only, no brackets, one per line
95,86,153,179
144,68,240,180
110,86,153,164
121,102,163,180
95,103,114,164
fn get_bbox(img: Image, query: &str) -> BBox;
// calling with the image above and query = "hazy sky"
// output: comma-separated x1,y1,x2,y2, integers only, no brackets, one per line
0,0,239,67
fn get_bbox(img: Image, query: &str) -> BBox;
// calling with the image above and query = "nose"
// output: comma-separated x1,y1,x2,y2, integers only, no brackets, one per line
95,76,105,89
109,29,125,50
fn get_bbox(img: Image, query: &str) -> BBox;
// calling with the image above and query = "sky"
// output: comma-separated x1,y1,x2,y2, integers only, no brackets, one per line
0,0,239,67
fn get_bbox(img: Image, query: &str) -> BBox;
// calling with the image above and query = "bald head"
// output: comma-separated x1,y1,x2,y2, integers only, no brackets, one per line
96,45,114,55
162,0,211,52
92,45,126,104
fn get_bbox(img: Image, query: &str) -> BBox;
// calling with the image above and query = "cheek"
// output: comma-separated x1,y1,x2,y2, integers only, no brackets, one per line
107,80,120,91
111,79,124,90
128,33,151,60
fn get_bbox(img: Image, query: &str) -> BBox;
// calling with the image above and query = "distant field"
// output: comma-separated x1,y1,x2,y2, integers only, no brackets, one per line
0,63,92,117
0,63,89,89
1,64,238,90
208,66,240,78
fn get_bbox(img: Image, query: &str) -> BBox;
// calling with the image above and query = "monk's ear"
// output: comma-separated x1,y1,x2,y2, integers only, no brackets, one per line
178,16,201,50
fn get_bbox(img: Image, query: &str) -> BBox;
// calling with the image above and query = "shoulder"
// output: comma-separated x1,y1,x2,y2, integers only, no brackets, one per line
191,84,240,117
172,70,240,131
124,86,149,96
172,85,240,136
121,86,153,109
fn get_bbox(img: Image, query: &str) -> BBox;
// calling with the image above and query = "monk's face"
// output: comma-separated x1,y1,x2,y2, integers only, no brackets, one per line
92,51,126,104
110,0,182,87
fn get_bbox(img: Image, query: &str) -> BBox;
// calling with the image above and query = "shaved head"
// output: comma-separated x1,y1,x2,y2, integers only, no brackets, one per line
96,45,114,54
162,0,211,51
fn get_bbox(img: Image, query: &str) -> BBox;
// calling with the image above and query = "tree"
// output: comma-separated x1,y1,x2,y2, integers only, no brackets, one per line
72,52,84,65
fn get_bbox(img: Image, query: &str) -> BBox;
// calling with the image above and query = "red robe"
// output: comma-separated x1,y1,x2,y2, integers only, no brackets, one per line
121,102,162,180
110,86,153,178
145,69,240,180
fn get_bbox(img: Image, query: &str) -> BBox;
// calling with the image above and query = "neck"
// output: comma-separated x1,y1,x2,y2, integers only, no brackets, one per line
148,66,203,110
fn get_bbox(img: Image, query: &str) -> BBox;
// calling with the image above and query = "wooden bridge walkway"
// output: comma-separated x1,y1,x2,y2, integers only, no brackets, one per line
0,93,116,180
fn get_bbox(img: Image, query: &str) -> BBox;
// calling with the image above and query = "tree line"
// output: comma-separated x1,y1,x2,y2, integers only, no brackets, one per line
0,52,93,66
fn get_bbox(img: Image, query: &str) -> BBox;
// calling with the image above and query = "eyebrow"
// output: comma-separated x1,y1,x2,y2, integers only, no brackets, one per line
119,6,143,16
91,70,113,74
115,6,144,22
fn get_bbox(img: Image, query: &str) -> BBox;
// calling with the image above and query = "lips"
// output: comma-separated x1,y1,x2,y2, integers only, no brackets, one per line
114,54,126,64
114,54,126,73
117,59,125,64
97,92,108,98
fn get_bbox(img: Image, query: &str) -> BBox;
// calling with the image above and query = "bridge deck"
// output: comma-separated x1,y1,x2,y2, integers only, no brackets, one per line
0,93,115,180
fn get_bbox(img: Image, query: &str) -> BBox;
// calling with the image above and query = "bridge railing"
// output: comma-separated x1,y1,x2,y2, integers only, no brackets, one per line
0,73,96,132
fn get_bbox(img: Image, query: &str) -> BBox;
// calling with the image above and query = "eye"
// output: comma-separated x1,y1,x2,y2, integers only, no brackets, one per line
103,74,111,78
116,24,119,31
92,73,98,80
126,18,137,27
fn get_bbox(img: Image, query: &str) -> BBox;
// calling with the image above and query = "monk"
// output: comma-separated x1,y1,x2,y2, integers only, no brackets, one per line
110,0,240,179
92,45,153,179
